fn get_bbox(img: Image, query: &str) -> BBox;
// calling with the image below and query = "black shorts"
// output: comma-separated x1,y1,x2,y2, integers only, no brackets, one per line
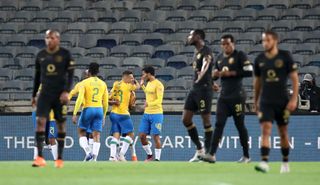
184,87,213,114
258,102,290,125
216,97,245,119
36,92,68,123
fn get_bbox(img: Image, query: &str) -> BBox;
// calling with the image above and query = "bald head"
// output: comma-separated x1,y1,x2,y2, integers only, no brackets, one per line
45,30,60,51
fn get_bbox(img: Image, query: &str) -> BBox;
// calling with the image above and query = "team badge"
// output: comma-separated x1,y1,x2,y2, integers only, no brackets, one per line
196,53,202,59
275,59,284,68
55,55,63,63
47,64,56,73
222,66,229,72
228,57,234,64
155,123,162,131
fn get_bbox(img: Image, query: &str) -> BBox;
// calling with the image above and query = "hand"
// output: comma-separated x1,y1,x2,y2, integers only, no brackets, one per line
102,118,106,127
286,98,297,112
31,97,37,108
212,83,220,92
72,115,78,124
60,91,69,105
220,71,236,77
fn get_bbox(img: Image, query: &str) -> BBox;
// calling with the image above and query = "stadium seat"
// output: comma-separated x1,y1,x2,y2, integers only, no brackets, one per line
280,8,303,20
179,46,195,57
199,0,221,10
121,34,143,46
293,43,318,55
53,11,77,23
271,20,293,32
145,58,166,69
133,1,155,12
0,68,12,81
64,0,86,11
0,58,21,70
105,68,125,80
156,0,177,11
165,33,187,46
131,45,154,58
294,20,315,31
305,54,320,67
177,0,199,11
155,67,176,81
280,31,304,44
109,22,131,34
224,0,244,10
0,0,18,11
188,10,211,22
96,34,121,49
86,22,109,34
121,57,145,69
176,20,199,33
291,54,305,67
256,8,280,21
0,11,8,23
88,0,114,12
15,47,38,59
299,66,319,76
212,9,234,21
291,0,313,9
6,35,28,47
132,21,156,33
177,66,194,80
60,34,77,48
303,31,320,43
236,32,258,45
245,20,270,32
98,10,120,23
78,35,98,49
166,10,188,22
46,22,68,33
303,8,320,20
73,69,83,83
70,47,86,58
164,92,187,101
2,80,23,91
13,68,34,81
85,47,108,58
233,8,256,21
100,57,122,69
19,23,41,34
154,21,176,34
222,21,246,33
248,44,264,55
74,57,90,69
9,11,34,23
153,44,177,60
203,21,224,33
166,55,189,69
10,92,32,101
119,10,143,22
130,67,143,78
244,0,267,10
146,10,167,22
16,57,35,69
111,1,134,11
266,0,289,9
0,23,19,34
110,45,133,58
0,47,16,58
43,0,64,11
166,78,188,90
76,10,98,22
278,43,295,53
20,0,42,11
65,22,87,34
143,33,165,47
0,93,10,101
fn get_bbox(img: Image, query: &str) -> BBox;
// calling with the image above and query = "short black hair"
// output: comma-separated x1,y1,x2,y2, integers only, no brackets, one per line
193,29,205,40
263,30,279,40
88,62,99,76
142,66,155,76
122,70,133,76
221,34,234,43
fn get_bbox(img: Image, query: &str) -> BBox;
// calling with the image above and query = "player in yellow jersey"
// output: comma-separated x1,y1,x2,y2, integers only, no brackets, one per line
32,85,58,161
72,63,109,161
108,70,140,161
139,66,164,161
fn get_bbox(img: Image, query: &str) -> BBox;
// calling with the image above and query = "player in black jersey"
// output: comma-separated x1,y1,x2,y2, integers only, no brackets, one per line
201,34,252,163
31,30,75,168
182,29,215,162
253,31,299,173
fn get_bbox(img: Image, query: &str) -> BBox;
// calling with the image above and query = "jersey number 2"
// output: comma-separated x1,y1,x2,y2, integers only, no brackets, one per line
92,88,99,102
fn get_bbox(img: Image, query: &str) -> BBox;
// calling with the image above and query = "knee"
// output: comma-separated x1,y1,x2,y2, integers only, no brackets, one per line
139,133,147,140
182,117,191,126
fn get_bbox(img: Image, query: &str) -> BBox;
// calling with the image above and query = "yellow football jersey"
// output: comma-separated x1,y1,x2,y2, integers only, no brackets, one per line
69,81,86,105
110,81,137,115
142,79,164,114
49,110,55,121
73,76,109,117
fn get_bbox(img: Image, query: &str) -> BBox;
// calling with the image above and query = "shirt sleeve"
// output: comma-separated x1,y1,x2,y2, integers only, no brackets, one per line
102,85,109,118
238,51,253,78
32,55,41,97
253,56,261,77
73,84,84,116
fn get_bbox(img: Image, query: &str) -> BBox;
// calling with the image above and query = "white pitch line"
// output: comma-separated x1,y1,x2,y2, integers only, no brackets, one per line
304,142,312,145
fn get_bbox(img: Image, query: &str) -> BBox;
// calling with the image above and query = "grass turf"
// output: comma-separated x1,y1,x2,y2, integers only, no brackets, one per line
0,162,319,185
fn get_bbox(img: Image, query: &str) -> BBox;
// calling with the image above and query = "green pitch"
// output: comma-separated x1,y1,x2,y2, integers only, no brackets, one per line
0,162,319,185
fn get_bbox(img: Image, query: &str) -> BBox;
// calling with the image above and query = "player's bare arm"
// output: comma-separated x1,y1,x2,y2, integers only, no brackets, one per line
287,71,299,112
253,77,261,113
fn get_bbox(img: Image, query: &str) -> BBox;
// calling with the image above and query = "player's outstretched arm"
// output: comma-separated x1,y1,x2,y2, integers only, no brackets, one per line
103,86,109,118
72,86,84,124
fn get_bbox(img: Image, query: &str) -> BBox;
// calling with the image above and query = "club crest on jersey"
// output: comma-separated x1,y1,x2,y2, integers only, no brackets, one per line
228,57,234,64
55,55,63,63
196,53,202,59
275,59,284,68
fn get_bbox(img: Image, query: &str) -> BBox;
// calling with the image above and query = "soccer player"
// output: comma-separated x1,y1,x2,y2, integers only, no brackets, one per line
253,31,299,173
139,66,164,161
182,29,214,162
109,70,140,161
201,34,252,163
31,30,75,168
72,62,108,162
68,70,95,161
